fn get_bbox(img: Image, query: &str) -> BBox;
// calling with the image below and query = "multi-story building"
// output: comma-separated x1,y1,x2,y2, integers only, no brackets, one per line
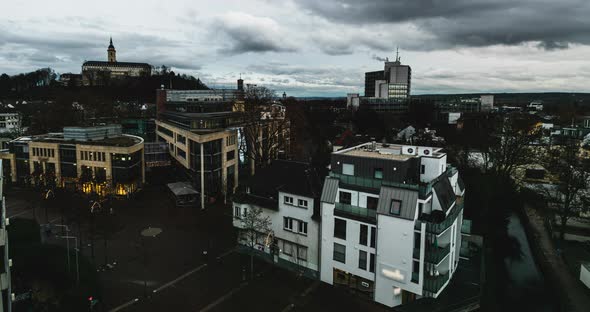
0,125,144,196
319,142,465,307
0,162,12,312
0,112,21,136
155,82,290,207
82,38,151,86
361,52,412,113
232,160,321,277
155,87,243,208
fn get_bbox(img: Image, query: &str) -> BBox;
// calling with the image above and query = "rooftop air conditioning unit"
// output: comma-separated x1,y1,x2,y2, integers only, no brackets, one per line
401,146,417,155
418,147,433,157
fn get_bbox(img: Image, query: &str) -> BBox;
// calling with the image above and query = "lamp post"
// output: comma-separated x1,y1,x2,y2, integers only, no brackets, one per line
60,235,80,285
140,227,162,298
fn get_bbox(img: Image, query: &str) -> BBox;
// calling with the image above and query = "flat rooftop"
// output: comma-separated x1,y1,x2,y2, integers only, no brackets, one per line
335,142,445,160
17,133,143,147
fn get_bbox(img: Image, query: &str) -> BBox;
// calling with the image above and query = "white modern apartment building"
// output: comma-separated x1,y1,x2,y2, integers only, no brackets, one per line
0,113,21,135
320,142,465,307
233,160,321,278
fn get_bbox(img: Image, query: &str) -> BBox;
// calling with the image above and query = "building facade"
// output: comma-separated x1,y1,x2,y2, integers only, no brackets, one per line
155,88,243,208
319,142,465,307
0,163,12,312
0,113,21,136
232,160,321,278
0,125,145,196
361,53,412,113
82,38,151,86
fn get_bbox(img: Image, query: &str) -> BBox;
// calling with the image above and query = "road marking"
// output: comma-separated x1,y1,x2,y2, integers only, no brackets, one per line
8,209,31,218
199,282,248,312
153,263,207,293
109,298,139,312
108,248,235,312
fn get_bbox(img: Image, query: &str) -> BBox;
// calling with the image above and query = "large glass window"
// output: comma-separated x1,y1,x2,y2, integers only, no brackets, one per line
360,224,368,246
339,191,352,205
333,243,346,263
374,168,383,179
359,250,367,270
367,196,378,210
334,218,346,240
342,163,354,175
370,227,376,248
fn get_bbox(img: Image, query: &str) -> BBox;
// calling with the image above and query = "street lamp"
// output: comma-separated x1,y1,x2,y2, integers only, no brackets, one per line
140,227,162,298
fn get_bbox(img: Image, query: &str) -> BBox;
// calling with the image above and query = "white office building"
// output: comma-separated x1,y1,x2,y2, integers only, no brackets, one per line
320,142,465,307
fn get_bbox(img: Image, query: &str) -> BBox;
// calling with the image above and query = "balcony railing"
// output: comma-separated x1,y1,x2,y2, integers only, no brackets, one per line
330,172,432,197
423,201,464,235
423,272,450,294
335,202,376,221
424,244,450,264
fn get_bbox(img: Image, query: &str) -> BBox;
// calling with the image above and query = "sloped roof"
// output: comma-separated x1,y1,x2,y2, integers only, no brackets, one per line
83,61,151,68
320,177,339,204
243,160,321,199
433,177,456,212
377,186,419,220
167,182,198,196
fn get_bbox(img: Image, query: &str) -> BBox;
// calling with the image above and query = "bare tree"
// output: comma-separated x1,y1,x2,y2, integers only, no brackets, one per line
485,114,542,179
541,138,590,240
238,85,290,175
239,206,271,278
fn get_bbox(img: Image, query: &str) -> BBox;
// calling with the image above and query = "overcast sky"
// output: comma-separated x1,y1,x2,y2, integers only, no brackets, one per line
1,0,590,96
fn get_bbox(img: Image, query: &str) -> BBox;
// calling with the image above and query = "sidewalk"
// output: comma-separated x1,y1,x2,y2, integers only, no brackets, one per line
524,204,590,312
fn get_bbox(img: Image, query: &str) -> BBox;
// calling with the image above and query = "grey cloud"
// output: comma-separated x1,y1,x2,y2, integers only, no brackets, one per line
212,13,296,55
295,0,590,50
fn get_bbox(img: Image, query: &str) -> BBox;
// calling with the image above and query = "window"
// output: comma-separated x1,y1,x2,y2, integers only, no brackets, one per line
297,246,308,261
298,221,308,235
360,224,368,246
369,253,375,273
366,196,378,210
177,148,186,159
298,199,308,208
420,165,425,174
226,150,235,161
390,200,402,215
284,217,294,231
283,241,294,256
359,250,367,270
414,231,421,250
334,218,346,240
418,203,424,217
342,163,354,175
333,243,346,263
176,134,186,145
339,191,352,205
284,196,294,205
374,168,383,179
243,207,248,218
234,206,241,219
412,261,420,283
370,227,376,248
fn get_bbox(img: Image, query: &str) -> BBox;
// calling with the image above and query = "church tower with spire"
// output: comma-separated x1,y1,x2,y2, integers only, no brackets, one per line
107,37,117,63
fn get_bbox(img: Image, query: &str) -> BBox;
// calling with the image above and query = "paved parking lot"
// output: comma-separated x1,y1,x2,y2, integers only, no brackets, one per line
5,185,389,312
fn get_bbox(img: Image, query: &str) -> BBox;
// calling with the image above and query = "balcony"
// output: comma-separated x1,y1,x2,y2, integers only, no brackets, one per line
335,202,376,221
424,244,450,264
330,172,432,197
423,272,450,294
423,201,464,235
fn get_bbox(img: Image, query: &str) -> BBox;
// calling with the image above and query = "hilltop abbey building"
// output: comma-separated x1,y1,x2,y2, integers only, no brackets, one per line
81,38,152,86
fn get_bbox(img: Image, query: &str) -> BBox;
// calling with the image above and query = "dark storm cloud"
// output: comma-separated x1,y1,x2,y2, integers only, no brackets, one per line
212,13,296,55
295,0,590,50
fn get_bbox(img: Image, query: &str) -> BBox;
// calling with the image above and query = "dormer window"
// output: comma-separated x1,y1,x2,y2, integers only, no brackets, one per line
390,200,402,215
